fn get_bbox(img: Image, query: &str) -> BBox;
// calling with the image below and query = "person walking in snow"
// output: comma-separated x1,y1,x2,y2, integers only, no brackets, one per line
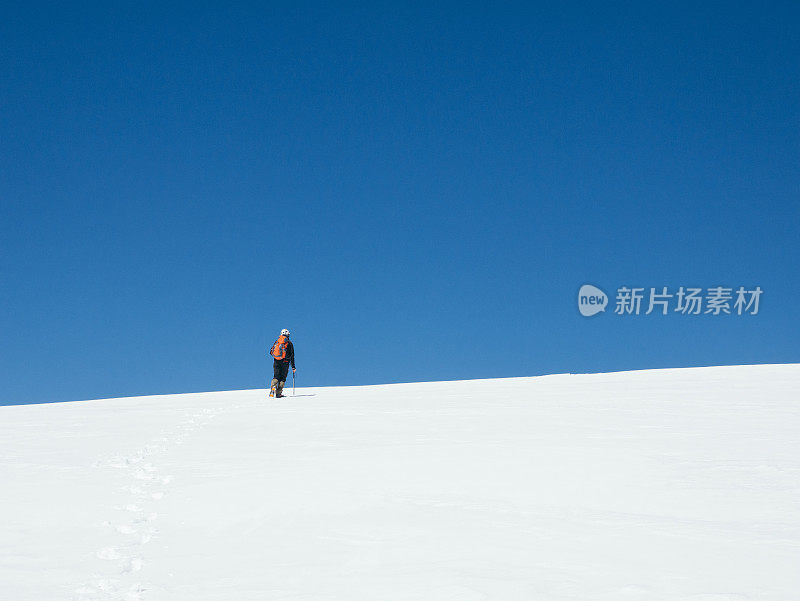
269,328,295,398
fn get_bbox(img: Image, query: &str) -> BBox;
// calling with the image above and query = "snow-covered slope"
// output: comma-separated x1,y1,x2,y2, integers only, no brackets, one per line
1,365,799,601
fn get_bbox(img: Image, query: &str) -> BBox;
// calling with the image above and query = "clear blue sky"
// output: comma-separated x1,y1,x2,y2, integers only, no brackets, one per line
2,2,798,404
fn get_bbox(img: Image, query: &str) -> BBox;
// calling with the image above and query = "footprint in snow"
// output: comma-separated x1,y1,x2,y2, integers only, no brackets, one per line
72,578,121,600
120,556,144,573
133,469,157,481
123,585,146,601
116,524,138,535
97,547,122,561
683,593,750,601
139,529,156,544
133,513,158,525
109,456,138,469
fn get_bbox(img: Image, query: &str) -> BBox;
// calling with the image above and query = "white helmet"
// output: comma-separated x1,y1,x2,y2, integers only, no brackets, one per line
281,328,290,336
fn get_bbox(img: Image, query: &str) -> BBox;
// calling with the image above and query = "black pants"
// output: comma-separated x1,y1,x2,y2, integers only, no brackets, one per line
273,359,290,383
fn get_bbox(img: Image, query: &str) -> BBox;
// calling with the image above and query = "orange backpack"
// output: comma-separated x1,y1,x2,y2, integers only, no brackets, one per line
270,335,289,360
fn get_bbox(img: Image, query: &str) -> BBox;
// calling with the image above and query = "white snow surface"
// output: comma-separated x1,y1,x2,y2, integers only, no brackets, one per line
1,364,799,601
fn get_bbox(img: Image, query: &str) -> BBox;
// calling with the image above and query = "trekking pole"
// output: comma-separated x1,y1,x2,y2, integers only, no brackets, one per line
292,369,296,396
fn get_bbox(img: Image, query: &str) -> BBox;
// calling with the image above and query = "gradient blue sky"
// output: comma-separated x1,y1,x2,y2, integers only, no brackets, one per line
2,2,798,404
